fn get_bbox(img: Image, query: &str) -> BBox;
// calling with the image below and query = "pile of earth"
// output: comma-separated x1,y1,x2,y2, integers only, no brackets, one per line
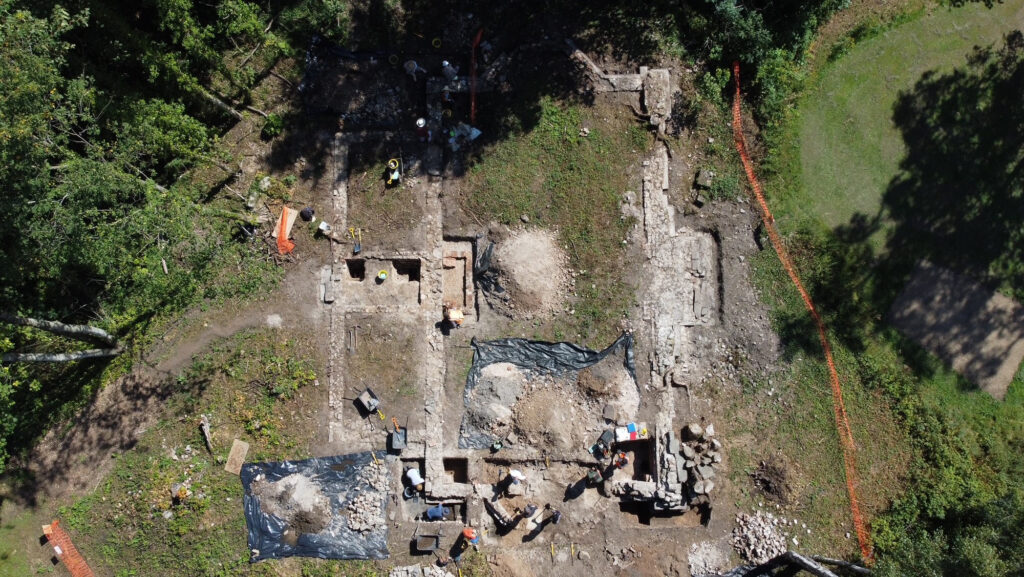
251,473,332,534
484,228,571,319
460,351,640,452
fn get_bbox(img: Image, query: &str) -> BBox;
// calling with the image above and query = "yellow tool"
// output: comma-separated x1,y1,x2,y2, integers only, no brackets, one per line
550,543,555,562
348,227,355,239
571,543,575,564
371,451,379,465
377,409,385,420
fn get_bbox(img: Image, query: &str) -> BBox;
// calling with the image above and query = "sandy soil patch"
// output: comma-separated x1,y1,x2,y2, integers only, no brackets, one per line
491,229,570,318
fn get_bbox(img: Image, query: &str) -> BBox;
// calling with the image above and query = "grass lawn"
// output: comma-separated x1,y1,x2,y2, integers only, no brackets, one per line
748,0,1024,568
460,97,650,347
796,0,1024,247
0,330,372,576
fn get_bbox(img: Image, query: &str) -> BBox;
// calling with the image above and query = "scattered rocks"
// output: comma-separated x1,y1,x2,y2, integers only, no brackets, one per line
688,541,727,577
390,565,455,577
731,510,794,564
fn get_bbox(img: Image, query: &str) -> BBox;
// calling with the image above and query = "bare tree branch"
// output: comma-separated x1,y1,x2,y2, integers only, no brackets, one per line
2,348,123,363
0,314,118,346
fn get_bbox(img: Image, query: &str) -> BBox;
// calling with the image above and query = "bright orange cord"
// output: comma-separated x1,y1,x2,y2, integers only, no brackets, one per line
470,28,483,124
731,62,873,563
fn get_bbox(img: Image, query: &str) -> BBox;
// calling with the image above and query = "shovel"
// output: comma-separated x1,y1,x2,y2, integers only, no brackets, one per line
354,228,362,254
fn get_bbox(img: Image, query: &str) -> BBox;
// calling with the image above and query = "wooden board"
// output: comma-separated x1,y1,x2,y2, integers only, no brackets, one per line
270,207,300,239
224,439,250,475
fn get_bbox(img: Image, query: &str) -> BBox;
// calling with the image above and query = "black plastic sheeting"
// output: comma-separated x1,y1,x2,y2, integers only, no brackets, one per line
241,453,390,562
473,239,504,296
459,333,636,449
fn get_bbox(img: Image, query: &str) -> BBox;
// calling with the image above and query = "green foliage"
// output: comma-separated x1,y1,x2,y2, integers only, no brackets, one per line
113,99,211,179
0,5,282,476
300,559,380,577
0,339,31,473
708,173,741,201
279,0,351,43
261,112,283,139
674,0,849,126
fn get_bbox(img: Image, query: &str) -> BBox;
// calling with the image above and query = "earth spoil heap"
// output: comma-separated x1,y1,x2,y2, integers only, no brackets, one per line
250,473,332,534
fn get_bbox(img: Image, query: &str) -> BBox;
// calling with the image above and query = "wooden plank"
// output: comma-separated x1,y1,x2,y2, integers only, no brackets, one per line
270,207,300,239
224,439,250,475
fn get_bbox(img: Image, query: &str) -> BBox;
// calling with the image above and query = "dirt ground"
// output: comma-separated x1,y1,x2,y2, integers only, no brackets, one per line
889,261,1024,399
0,24,806,577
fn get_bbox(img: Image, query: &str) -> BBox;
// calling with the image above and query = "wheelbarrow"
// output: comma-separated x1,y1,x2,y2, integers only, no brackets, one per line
356,388,380,414
411,523,442,554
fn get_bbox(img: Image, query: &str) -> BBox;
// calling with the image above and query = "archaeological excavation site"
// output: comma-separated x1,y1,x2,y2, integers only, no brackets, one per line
10,2,1021,576
227,29,854,577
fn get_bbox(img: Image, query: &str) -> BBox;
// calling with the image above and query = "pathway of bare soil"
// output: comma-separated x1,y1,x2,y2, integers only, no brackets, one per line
890,261,1024,399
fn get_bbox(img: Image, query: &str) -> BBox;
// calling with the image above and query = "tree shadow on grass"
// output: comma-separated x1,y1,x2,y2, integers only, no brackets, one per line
768,32,1024,385
883,31,1024,300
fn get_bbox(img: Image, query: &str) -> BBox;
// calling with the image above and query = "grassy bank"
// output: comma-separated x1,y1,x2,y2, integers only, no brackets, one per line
0,330,333,576
750,0,1024,571
794,0,1024,248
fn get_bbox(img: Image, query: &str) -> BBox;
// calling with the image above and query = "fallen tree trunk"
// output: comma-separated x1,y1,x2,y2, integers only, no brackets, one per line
0,314,118,346
2,348,123,363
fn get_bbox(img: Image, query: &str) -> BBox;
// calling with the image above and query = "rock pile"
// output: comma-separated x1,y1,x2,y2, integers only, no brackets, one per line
688,541,728,577
730,511,790,564
653,422,722,511
389,565,455,577
346,462,389,532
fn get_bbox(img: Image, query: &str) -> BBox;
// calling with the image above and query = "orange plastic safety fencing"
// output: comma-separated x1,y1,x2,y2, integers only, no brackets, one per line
731,62,873,564
470,28,484,124
44,520,96,577
277,206,295,255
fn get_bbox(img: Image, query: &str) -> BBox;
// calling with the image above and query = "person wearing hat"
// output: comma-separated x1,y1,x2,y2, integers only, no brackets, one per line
415,117,431,142
441,60,459,81
404,59,426,80
452,527,479,562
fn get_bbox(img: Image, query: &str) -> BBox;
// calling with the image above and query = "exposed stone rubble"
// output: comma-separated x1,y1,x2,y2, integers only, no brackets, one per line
390,565,455,577
688,541,728,577
731,510,796,564
347,462,389,532
652,422,723,512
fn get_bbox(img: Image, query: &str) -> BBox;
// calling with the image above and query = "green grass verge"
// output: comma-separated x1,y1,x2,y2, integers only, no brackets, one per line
462,97,649,347
795,0,1024,248
27,330,326,576
746,2,1024,569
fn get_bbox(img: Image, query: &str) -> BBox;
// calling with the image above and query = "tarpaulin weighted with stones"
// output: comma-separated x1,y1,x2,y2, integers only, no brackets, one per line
241,452,390,561
458,333,635,449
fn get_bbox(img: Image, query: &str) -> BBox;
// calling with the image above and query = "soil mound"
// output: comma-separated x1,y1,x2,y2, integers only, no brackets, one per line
251,473,332,534
491,229,569,317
